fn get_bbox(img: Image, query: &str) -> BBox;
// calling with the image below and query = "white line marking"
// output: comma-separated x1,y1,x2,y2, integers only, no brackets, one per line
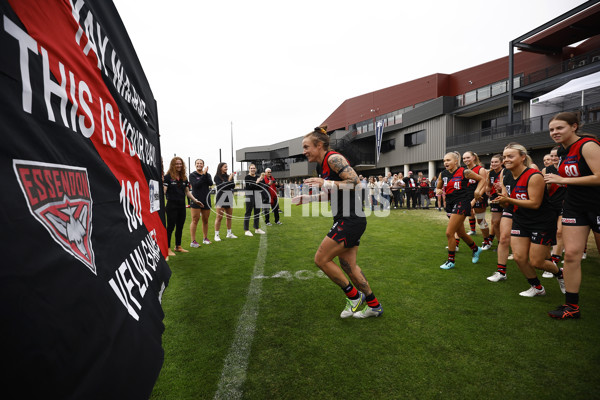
213,231,267,400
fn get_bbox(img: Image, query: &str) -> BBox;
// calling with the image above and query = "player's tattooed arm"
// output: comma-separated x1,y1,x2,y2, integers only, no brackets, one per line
328,154,359,187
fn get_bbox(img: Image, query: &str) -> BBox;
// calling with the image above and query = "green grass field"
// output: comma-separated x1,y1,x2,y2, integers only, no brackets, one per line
150,198,600,400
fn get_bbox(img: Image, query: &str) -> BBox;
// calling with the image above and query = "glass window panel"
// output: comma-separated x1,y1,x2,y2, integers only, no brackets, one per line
464,90,477,105
477,87,491,100
491,81,506,96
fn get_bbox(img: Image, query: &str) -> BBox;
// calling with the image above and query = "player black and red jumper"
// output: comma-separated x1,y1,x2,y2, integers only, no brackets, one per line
441,166,472,216
509,167,556,245
318,151,366,247
558,137,600,229
489,167,502,213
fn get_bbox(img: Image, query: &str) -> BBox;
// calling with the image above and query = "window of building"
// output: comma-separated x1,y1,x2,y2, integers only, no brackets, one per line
381,139,396,153
404,130,426,147
464,90,477,105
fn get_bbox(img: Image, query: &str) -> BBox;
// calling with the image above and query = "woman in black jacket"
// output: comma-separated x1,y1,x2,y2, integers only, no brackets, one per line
214,162,237,241
243,164,266,236
189,159,213,246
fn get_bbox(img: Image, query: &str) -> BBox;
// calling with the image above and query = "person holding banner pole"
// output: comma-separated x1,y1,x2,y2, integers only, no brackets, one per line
163,157,204,256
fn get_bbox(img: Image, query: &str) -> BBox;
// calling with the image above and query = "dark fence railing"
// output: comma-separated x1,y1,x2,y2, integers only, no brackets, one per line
448,102,600,148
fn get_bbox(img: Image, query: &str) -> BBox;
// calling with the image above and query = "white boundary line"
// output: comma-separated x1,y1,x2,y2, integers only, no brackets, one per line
213,231,267,400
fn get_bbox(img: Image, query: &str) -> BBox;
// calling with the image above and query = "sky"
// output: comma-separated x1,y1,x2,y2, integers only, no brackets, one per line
112,0,587,175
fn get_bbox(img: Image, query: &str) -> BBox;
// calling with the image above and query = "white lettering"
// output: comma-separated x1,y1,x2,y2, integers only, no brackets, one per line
3,16,38,113
41,47,69,126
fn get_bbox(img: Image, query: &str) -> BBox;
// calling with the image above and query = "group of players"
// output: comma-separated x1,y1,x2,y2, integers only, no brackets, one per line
293,111,598,321
436,111,599,320
164,112,597,321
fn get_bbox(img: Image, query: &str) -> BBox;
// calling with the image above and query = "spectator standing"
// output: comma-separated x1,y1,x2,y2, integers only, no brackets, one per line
264,168,282,225
189,159,213,247
243,164,266,237
430,176,440,210
377,175,390,210
164,157,204,255
359,175,368,208
390,174,402,208
367,176,377,211
397,172,406,208
214,162,237,241
403,171,418,209
418,175,431,209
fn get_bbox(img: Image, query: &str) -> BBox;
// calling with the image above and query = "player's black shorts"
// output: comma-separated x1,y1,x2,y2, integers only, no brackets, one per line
473,194,488,210
489,194,502,213
562,208,600,233
502,207,513,219
510,220,556,245
446,199,471,216
190,195,211,210
327,217,367,248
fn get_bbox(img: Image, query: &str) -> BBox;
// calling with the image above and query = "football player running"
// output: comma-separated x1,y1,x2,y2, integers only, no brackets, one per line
293,127,383,318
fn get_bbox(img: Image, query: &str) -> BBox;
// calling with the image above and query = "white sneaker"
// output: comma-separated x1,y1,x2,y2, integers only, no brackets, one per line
467,230,476,236
542,271,554,278
582,252,587,260
557,269,566,294
244,231,253,237
487,272,507,282
190,240,200,248
226,232,238,239
507,254,514,260
202,238,212,245
519,286,546,297
353,304,384,318
214,233,221,242
255,229,266,234
481,243,491,251
340,292,365,318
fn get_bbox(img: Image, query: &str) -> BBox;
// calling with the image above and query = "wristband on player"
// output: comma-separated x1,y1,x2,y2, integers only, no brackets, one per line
322,180,336,190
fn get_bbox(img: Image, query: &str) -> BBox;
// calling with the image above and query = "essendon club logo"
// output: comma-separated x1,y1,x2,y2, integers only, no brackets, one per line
13,160,96,274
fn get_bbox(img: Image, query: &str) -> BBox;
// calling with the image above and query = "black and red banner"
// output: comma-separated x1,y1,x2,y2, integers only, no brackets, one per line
0,1,170,398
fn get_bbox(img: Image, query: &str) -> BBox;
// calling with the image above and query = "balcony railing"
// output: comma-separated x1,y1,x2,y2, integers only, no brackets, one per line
447,101,600,148
455,49,600,108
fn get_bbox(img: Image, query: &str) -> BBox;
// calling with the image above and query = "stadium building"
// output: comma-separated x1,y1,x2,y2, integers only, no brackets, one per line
237,2,600,181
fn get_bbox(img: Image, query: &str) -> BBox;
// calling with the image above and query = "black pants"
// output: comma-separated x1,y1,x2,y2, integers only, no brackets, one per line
265,201,280,223
406,189,418,209
166,202,186,247
244,194,260,230
391,190,401,208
